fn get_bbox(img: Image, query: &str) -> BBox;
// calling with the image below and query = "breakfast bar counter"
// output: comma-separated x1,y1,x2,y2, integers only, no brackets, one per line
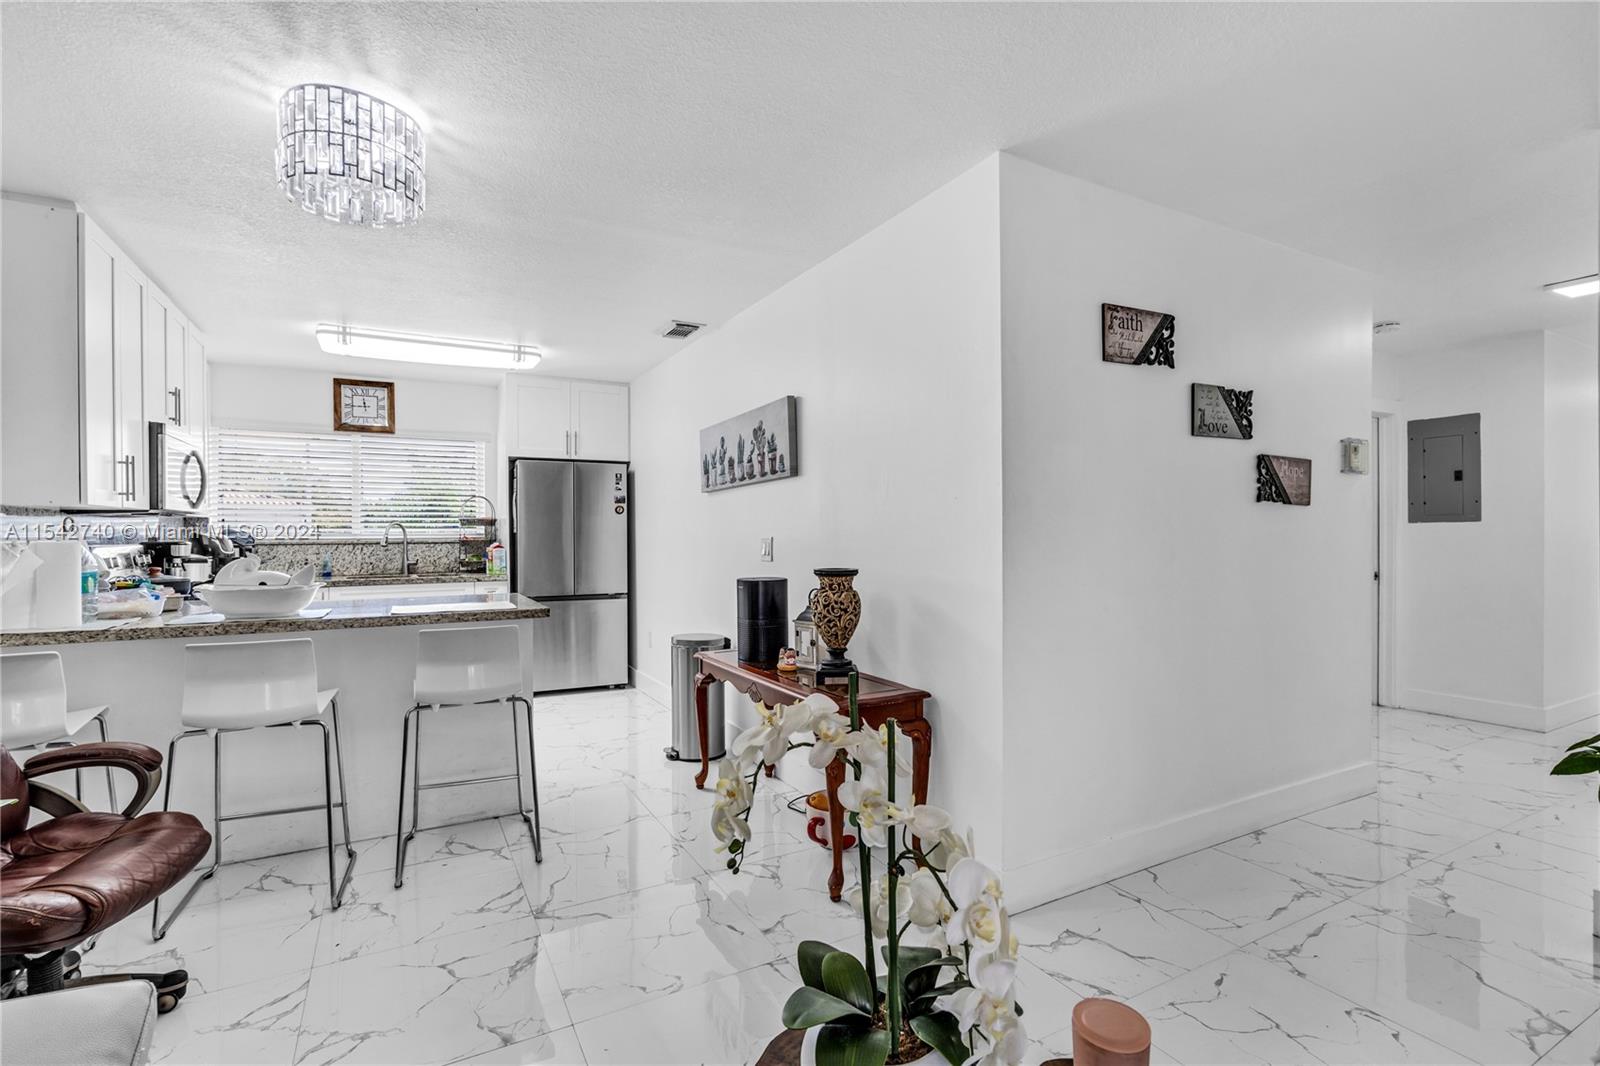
0,590,549,647
3,589,558,857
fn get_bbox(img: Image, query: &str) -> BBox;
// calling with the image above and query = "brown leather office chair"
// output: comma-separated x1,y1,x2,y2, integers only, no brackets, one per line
1,741,211,1012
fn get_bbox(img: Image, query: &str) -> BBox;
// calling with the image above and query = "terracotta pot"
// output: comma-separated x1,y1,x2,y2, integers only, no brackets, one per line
799,1026,939,1066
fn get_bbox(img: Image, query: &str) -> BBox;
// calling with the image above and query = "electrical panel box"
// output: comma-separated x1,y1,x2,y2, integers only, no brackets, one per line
1408,413,1481,523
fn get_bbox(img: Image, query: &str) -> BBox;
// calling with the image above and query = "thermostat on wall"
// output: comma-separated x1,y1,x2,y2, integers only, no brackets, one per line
1341,438,1369,474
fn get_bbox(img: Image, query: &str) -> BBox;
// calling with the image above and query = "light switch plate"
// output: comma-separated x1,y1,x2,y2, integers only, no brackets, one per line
760,537,774,562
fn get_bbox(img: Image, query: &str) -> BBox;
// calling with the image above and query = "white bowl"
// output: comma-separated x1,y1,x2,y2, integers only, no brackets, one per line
199,583,321,620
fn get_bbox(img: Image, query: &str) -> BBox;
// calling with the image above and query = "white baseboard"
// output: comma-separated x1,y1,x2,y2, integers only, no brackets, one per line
1397,687,1599,734
1543,692,1600,733
1398,687,1545,732
1005,761,1375,915
630,665,670,709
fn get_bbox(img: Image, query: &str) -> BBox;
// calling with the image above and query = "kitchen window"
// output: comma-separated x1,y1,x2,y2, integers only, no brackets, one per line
212,429,488,540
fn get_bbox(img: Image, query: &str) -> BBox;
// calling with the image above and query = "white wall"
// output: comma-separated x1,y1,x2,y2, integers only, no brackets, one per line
1543,330,1600,727
628,157,1008,858
1375,331,1598,732
996,155,1376,909
209,362,507,519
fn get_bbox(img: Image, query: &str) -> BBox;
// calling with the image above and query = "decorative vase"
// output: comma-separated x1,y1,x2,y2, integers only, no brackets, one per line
798,1025,939,1066
808,568,860,685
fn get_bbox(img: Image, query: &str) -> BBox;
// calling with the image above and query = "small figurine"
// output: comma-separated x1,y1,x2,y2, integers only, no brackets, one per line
776,646,799,674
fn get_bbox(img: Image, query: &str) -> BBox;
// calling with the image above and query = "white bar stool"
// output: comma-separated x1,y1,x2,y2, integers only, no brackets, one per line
0,650,117,810
395,624,543,886
152,638,356,940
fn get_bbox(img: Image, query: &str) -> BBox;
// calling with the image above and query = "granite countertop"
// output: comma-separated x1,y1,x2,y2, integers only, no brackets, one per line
0,590,549,647
321,573,508,588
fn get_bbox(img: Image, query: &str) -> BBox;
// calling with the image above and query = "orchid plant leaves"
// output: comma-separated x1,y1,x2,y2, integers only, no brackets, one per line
1551,733,1600,800
782,987,868,1030
815,1022,891,1066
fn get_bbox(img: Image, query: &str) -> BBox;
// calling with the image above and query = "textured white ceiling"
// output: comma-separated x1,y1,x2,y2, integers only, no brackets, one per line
2,2,1594,381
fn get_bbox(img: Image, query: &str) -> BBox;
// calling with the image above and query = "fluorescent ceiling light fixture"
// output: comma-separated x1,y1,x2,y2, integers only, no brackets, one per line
316,325,540,369
1544,274,1599,298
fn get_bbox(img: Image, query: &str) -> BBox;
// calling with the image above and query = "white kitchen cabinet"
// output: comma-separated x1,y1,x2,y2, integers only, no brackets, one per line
78,219,120,507
510,378,573,458
0,194,201,510
184,330,207,441
112,259,147,505
164,303,186,424
572,381,629,460
0,197,80,506
145,285,205,432
506,377,628,460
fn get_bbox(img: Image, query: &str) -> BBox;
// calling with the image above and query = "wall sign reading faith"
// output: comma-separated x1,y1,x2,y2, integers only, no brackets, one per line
1257,454,1312,506
1102,303,1175,368
1191,383,1253,439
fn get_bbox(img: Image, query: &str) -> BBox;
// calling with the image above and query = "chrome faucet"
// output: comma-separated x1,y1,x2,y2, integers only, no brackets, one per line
382,522,415,575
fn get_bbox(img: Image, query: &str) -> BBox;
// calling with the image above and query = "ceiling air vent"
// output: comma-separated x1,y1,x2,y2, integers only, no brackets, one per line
660,320,705,339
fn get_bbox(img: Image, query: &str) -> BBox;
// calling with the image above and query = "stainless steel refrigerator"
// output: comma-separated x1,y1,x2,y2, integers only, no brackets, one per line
510,458,629,691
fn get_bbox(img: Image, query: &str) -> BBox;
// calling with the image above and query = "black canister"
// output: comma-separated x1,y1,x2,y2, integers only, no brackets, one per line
736,577,788,668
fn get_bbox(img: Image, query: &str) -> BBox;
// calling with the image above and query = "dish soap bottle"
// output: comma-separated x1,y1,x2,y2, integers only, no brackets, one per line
320,552,333,581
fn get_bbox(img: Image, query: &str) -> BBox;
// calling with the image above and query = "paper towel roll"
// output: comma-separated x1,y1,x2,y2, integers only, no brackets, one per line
30,541,85,629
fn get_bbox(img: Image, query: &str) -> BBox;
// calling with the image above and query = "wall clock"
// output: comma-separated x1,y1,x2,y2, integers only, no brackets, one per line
333,377,396,434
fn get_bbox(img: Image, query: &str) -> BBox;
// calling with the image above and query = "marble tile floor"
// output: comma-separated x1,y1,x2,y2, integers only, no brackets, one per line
80,693,1598,1065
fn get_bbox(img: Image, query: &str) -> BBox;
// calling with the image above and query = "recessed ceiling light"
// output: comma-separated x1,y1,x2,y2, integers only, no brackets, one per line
277,84,425,227
1544,274,1599,298
315,325,538,370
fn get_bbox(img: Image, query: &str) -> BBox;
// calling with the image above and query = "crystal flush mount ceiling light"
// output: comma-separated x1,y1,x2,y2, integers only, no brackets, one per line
276,84,425,226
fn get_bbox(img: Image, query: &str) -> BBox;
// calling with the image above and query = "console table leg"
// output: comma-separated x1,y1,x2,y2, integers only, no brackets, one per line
826,756,847,901
693,671,714,789
903,718,932,852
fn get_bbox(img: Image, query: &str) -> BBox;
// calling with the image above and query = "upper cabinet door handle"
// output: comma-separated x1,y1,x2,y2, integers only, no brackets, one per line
169,386,183,424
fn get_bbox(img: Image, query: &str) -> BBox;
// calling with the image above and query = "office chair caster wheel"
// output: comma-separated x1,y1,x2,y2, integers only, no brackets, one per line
148,969,189,1014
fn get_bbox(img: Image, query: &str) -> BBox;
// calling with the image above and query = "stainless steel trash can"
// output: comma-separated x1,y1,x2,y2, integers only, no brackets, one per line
667,633,729,762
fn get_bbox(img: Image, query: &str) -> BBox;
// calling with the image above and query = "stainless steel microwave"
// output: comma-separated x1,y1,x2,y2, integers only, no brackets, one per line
148,422,208,513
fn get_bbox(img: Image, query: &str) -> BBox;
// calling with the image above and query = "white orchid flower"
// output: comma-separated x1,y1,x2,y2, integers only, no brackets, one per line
846,871,912,938
807,708,859,769
947,857,1006,957
730,699,814,769
708,759,752,848
903,866,953,929
796,691,841,726
837,771,892,848
933,986,1027,1066
929,825,975,868
969,1005,1028,1066
887,801,950,841
853,720,914,776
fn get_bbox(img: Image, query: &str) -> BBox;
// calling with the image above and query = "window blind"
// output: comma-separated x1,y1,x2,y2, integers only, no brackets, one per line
212,429,487,540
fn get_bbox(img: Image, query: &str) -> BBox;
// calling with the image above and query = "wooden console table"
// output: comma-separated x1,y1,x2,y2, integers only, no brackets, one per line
691,647,931,901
